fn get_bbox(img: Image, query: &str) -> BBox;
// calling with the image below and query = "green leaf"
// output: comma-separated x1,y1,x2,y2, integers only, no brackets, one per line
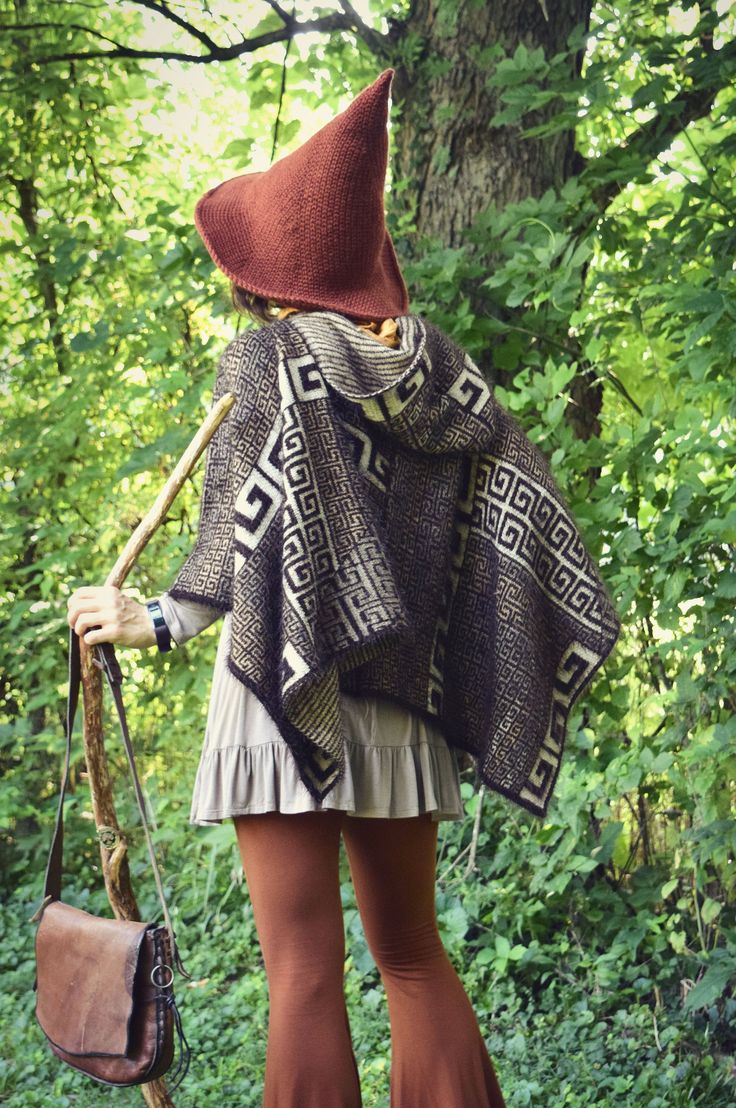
631,75,670,109
221,138,255,163
700,898,722,925
683,959,735,1012
69,321,109,352
495,935,511,959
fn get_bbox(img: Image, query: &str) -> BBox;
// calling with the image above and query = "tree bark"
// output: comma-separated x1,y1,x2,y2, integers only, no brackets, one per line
388,0,598,429
390,0,591,249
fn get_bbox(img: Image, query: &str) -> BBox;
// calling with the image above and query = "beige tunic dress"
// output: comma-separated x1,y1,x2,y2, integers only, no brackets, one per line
157,592,464,825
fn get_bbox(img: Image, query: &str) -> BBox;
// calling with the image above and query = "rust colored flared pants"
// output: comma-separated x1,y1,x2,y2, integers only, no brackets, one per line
233,810,506,1107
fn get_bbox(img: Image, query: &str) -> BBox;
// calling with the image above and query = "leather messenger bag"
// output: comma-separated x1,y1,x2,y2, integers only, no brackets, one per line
31,626,191,1090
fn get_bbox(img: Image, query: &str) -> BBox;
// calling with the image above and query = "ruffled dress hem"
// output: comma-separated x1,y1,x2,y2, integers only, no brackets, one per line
189,735,464,825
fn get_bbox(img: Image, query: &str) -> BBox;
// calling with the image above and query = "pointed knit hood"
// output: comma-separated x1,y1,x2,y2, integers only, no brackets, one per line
194,70,410,320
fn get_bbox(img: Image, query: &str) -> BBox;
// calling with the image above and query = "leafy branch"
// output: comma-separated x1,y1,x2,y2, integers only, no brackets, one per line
587,32,736,212
1,0,392,65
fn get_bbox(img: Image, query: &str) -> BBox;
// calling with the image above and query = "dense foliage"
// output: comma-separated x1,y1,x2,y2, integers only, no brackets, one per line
1,1,734,1104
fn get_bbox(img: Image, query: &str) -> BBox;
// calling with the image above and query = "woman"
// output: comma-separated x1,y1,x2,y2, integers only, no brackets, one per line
66,69,509,1108
67,64,622,1103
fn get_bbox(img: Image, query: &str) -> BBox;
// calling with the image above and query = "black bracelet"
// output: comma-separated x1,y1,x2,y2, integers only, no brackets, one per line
146,600,172,653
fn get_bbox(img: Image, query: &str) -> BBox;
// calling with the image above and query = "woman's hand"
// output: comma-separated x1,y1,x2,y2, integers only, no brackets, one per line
66,586,158,649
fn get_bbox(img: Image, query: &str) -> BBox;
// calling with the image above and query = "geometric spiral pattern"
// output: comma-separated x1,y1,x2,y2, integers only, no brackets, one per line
168,311,621,817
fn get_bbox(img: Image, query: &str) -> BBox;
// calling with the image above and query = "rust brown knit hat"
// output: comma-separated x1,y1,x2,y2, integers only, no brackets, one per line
194,69,410,320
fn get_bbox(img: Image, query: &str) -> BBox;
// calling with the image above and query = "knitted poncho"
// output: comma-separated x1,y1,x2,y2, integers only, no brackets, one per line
168,311,621,818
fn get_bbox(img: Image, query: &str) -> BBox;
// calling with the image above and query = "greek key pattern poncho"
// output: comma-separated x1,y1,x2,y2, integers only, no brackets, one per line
168,311,621,817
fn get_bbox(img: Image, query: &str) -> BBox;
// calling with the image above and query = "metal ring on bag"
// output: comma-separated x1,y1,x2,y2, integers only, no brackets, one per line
151,963,174,989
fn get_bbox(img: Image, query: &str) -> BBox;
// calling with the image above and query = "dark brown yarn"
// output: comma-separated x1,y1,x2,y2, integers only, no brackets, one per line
167,311,622,818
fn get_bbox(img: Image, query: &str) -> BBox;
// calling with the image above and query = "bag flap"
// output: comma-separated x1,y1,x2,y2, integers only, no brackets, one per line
35,900,151,1057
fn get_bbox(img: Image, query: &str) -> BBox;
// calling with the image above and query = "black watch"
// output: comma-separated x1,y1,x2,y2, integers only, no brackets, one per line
146,600,172,653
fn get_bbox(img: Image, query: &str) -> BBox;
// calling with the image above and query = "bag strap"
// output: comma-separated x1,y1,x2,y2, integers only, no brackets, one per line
37,625,189,980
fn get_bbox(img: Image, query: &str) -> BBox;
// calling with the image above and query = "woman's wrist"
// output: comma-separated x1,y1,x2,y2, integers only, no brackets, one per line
131,600,159,649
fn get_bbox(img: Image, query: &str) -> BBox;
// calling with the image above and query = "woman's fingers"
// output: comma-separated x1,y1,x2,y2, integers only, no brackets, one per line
70,611,118,644
66,586,121,641
67,585,121,627
65,586,157,649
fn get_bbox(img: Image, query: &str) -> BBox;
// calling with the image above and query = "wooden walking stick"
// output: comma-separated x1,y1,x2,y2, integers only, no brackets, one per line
77,392,235,1108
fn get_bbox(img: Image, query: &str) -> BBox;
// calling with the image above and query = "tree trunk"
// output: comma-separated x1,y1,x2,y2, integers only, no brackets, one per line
390,0,591,248
388,0,599,435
